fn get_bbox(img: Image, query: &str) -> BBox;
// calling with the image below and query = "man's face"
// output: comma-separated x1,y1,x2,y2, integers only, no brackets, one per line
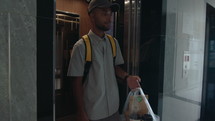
90,8,113,31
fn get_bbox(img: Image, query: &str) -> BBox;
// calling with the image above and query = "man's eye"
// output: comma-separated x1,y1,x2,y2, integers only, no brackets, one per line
107,11,111,15
102,11,111,16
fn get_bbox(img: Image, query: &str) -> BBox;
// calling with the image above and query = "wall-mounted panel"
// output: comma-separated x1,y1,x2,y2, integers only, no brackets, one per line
0,12,10,121
10,13,36,121
0,0,37,121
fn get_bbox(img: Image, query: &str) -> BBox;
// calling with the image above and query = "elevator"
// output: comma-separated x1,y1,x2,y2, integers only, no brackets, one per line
55,10,80,120
54,0,162,120
36,0,215,121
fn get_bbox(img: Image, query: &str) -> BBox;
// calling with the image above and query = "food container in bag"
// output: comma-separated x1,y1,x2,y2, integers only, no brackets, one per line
123,87,159,121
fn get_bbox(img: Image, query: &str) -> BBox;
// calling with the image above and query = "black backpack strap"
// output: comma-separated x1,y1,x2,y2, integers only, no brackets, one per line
82,35,92,84
81,34,117,84
82,61,92,84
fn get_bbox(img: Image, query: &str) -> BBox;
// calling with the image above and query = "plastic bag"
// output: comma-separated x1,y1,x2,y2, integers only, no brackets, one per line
123,87,159,121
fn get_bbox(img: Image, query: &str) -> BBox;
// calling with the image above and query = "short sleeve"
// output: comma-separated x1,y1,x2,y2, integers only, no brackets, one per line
114,38,124,65
67,40,85,76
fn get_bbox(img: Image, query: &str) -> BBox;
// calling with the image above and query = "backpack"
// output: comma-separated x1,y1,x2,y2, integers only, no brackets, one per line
81,34,117,84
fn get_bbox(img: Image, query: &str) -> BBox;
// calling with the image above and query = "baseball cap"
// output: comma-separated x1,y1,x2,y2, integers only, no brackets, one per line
88,0,120,14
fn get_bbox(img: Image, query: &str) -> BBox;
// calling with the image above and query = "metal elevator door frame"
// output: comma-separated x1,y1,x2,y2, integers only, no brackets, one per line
201,3,215,121
124,0,141,76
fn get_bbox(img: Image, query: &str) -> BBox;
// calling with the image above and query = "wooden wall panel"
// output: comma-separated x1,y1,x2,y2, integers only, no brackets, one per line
56,0,92,37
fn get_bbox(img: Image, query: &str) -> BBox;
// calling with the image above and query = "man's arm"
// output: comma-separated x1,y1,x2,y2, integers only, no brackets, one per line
71,76,89,121
115,66,141,89
114,66,129,82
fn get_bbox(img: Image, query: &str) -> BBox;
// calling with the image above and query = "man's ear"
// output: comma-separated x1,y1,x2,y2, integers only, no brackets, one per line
89,11,95,17
89,13,95,22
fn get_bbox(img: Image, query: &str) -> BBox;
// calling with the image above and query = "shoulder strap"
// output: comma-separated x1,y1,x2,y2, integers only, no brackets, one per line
82,35,92,62
106,34,116,58
82,35,92,84
81,34,117,84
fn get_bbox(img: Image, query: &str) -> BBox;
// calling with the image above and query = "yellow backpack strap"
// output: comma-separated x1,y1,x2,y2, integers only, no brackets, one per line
106,34,116,58
82,35,92,84
82,35,92,62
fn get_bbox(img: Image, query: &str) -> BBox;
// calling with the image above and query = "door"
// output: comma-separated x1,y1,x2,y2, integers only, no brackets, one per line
55,10,80,120
201,4,215,121
159,0,206,120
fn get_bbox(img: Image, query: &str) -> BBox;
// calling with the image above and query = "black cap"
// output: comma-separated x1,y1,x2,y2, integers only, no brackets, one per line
88,0,120,13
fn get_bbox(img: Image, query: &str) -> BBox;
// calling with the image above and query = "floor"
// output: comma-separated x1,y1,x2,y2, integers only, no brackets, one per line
161,96,201,121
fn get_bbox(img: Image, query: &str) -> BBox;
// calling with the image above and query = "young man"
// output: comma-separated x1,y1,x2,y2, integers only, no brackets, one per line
67,0,141,121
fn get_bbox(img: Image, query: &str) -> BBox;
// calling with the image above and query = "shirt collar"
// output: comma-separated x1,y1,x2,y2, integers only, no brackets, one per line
88,30,108,41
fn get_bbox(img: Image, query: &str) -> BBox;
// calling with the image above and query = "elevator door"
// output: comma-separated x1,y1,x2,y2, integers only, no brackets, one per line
55,10,79,120
201,4,215,121
160,0,206,121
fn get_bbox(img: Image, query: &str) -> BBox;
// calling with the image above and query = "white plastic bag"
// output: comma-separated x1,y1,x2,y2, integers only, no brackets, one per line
123,88,159,121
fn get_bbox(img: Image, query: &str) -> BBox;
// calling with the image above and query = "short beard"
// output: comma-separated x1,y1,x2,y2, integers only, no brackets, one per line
96,24,110,31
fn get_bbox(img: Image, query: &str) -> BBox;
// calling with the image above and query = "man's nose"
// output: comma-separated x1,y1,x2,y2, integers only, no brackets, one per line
107,15,112,22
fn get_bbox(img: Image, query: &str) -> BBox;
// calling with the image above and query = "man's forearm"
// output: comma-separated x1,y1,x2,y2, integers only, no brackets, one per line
115,66,141,89
115,66,129,83
71,77,85,112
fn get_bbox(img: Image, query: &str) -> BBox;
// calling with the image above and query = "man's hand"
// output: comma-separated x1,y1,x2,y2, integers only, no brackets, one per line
71,77,89,121
126,75,141,89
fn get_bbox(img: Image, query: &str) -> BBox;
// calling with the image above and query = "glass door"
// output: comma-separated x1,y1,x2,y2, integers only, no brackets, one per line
159,0,206,120
201,4,215,121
